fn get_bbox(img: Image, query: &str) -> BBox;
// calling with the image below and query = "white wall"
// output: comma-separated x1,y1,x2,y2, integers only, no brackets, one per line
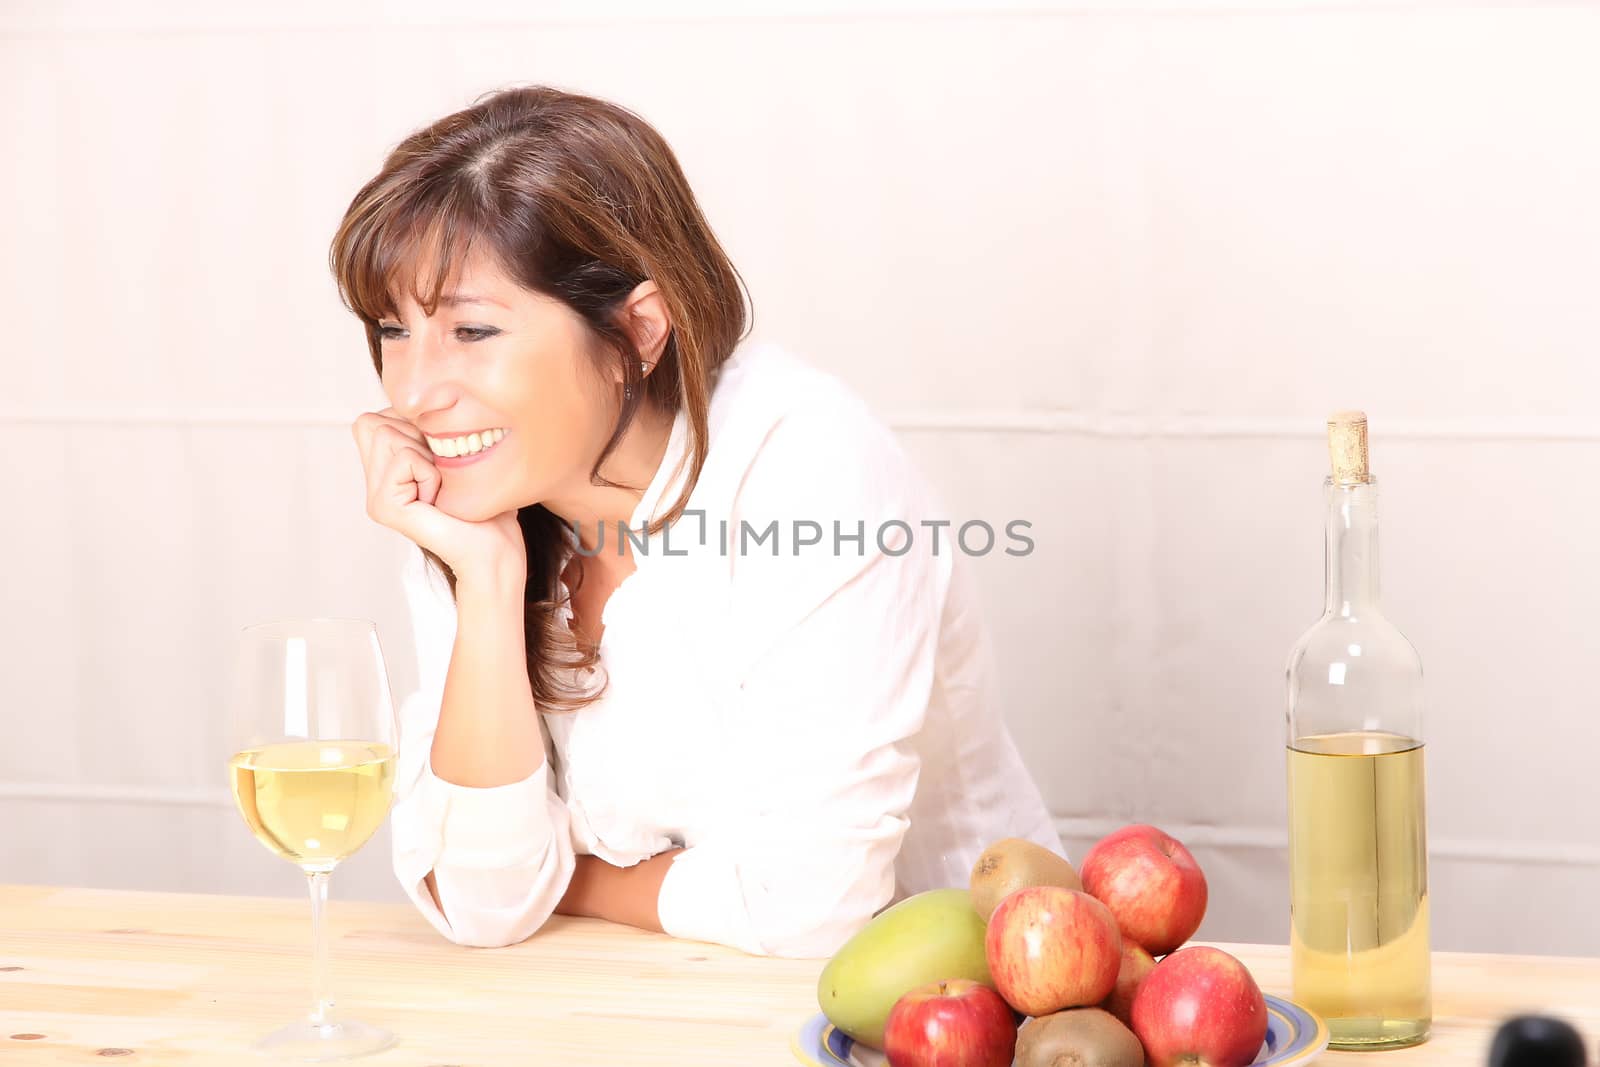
3,0,1597,957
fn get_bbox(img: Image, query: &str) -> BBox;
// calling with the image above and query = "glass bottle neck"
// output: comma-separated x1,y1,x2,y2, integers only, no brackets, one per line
1324,477,1381,617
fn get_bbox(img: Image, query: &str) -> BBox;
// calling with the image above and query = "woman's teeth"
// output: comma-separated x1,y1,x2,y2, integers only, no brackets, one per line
425,427,507,459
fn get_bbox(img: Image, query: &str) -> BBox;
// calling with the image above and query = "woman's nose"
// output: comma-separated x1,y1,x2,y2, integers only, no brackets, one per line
384,336,461,421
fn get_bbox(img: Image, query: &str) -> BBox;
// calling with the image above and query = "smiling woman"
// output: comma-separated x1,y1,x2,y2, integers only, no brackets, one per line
324,84,1059,960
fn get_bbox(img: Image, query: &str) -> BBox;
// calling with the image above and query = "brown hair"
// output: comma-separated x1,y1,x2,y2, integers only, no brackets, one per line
328,84,752,712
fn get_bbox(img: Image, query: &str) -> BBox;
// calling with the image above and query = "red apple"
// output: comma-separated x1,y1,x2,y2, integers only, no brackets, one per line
1131,946,1269,1067
883,978,1017,1067
1081,824,1208,955
1102,941,1157,1027
984,886,1122,1017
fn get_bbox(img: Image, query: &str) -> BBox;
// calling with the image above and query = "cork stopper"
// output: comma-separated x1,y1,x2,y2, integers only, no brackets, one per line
1327,410,1372,484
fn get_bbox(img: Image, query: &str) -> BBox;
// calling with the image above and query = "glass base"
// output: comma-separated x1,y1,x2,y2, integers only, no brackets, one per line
252,1017,397,1061
1327,1017,1431,1051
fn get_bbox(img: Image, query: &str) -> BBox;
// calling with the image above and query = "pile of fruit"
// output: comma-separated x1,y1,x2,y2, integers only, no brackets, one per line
817,825,1269,1067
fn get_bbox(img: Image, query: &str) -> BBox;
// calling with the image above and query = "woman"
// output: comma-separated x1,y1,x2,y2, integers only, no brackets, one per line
332,85,1059,959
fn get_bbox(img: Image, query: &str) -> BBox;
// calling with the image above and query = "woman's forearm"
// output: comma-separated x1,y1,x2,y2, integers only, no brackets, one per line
556,849,683,932
428,562,545,788
422,557,678,933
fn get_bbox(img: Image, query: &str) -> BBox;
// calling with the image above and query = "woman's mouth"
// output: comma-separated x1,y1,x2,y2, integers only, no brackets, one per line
425,427,508,467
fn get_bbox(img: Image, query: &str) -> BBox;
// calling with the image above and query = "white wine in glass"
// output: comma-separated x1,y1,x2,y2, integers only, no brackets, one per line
228,618,399,1060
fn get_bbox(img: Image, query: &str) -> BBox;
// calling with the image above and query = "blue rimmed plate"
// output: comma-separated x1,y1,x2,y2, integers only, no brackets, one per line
792,993,1329,1066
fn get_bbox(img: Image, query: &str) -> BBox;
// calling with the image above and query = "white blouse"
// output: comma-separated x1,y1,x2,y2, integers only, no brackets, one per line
389,339,1061,959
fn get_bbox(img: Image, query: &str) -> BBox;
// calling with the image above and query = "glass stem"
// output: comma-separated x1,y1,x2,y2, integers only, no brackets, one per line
307,870,335,1027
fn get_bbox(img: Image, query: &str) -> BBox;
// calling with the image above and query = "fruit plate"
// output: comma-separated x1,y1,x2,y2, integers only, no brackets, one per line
791,993,1330,1067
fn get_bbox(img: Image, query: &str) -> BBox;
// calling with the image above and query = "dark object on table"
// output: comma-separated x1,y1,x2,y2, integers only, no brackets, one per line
1488,1015,1587,1067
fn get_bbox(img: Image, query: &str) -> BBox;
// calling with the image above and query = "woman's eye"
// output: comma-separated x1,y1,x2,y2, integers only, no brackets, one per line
376,325,499,342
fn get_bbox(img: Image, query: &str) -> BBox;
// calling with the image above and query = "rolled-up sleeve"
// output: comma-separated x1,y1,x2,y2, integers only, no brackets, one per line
389,549,576,948
656,401,948,959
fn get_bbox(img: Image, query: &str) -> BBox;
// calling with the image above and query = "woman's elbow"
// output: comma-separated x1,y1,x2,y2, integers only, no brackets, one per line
438,903,549,949
425,854,575,948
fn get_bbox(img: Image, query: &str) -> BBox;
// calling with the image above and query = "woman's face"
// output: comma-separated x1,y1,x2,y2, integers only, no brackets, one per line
377,244,619,523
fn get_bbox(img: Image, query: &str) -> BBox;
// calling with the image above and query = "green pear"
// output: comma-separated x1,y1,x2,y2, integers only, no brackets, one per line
816,888,993,1049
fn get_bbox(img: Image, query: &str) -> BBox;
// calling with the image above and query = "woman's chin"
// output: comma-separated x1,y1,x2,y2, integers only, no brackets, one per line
433,490,501,524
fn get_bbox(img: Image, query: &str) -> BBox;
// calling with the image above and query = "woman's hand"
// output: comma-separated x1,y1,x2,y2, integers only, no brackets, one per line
351,407,525,585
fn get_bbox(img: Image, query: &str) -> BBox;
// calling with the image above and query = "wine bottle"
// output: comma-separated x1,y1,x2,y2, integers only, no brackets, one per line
1284,411,1432,1049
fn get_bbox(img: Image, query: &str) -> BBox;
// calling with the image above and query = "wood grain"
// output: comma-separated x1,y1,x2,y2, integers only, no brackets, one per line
1,884,1596,1065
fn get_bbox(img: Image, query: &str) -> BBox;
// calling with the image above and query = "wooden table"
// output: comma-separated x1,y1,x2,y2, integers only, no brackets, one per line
2,884,1596,1065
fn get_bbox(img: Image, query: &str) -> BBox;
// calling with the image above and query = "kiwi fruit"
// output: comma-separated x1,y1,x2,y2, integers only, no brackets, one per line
969,837,1083,921
1016,1007,1145,1067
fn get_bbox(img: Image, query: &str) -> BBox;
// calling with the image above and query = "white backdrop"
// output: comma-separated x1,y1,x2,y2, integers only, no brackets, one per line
3,0,1597,958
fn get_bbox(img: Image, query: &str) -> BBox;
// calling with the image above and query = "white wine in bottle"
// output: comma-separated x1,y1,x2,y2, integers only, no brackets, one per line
1285,411,1431,1050
229,740,396,873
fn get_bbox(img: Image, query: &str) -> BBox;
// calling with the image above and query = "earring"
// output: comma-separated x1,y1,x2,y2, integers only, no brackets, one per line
626,360,650,402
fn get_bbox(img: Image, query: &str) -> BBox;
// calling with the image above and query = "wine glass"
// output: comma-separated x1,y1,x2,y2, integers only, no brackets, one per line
227,618,399,1060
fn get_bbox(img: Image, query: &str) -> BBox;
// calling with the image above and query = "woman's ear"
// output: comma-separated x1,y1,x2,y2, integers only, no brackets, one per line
619,279,673,368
